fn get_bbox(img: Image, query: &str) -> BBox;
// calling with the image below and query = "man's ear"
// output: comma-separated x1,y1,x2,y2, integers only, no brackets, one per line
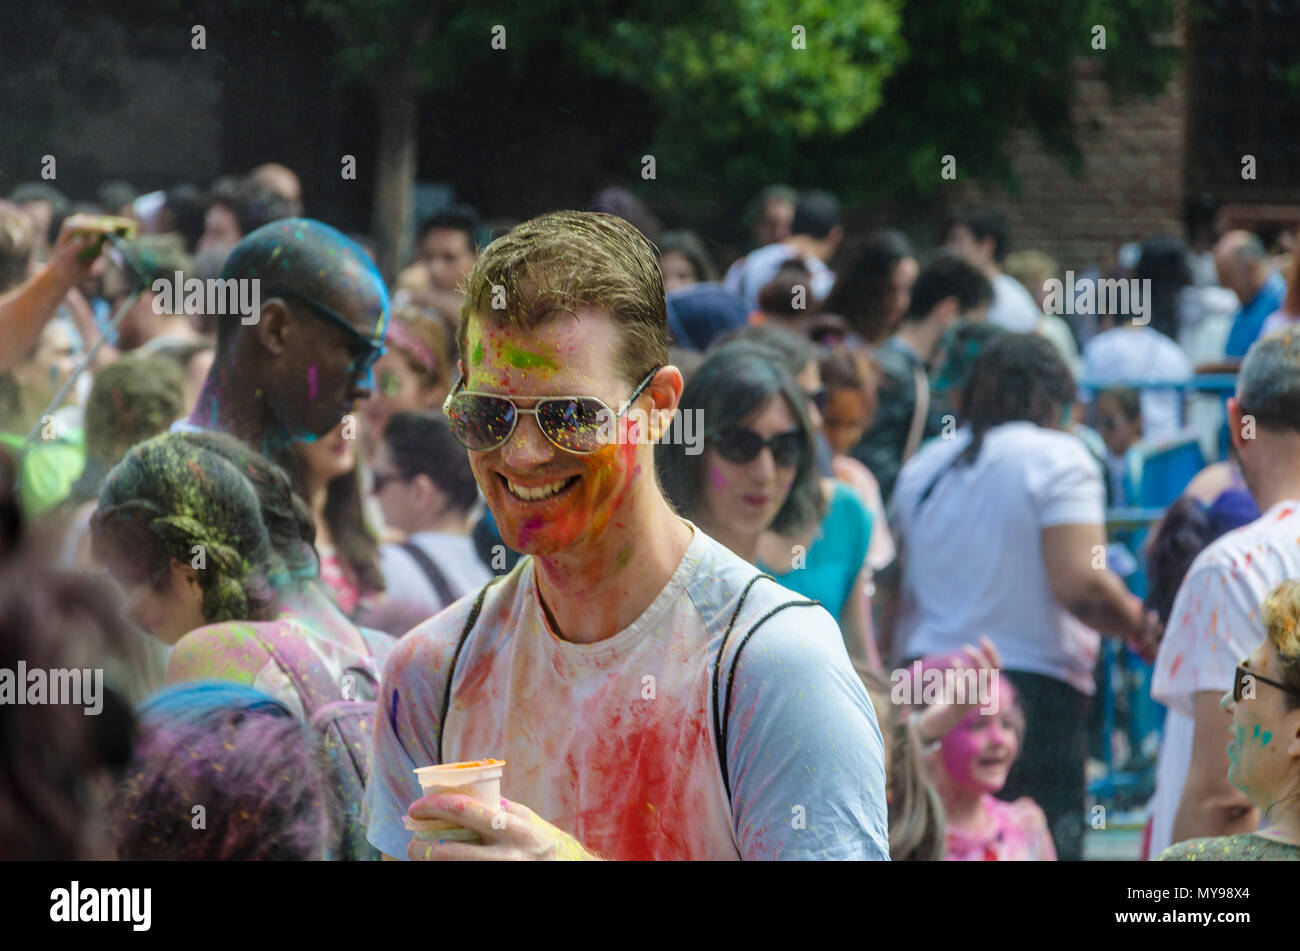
1227,395,1247,455
255,298,292,356
645,366,683,442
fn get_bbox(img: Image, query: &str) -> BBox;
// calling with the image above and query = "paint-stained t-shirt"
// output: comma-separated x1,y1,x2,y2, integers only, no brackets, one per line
1147,499,1300,856
364,521,890,861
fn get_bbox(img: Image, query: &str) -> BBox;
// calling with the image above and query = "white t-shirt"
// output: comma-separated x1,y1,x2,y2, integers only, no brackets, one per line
375,532,492,630
889,422,1105,693
1147,499,1300,856
364,522,890,861
1081,326,1194,440
987,273,1043,332
737,242,835,310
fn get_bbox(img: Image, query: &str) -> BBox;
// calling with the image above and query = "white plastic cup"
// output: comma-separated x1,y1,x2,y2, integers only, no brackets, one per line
403,759,506,843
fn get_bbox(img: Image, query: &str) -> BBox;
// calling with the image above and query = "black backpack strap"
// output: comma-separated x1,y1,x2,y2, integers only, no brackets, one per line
400,541,458,608
437,577,500,764
711,574,819,805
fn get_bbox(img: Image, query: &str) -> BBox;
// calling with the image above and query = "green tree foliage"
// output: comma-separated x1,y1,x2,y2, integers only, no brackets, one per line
826,0,1180,202
300,0,1177,252
574,0,907,199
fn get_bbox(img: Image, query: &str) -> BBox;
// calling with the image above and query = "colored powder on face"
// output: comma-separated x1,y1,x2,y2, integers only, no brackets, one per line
308,364,318,400
1254,723,1261,740
708,466,728,491
472,341,484,365
1262,730,1273,746
614,544,634,572
502,344,558,371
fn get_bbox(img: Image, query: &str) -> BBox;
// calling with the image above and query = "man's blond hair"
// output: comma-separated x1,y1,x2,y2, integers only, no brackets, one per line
458,210,669,384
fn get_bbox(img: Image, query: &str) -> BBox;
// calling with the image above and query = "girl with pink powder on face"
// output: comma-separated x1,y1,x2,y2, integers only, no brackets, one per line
912,648,1056,861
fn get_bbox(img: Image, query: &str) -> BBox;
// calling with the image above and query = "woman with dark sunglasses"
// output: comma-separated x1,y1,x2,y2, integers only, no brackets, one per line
1159,579,1300,860
658,340,875,666
657,340,822,564
703,327,880,667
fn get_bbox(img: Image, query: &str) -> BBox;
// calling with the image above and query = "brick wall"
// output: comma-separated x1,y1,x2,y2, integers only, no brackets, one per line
951,50,1188,274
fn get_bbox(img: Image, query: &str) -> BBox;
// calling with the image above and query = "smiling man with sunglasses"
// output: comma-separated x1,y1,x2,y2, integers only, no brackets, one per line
365,210,888,861
177,218,389,456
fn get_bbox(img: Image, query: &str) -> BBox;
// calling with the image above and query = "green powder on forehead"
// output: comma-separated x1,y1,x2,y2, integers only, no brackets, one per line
472,340,485,365
503,343,558,371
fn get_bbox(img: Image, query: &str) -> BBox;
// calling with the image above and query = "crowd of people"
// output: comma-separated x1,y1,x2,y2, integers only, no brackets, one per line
2,165,1300,862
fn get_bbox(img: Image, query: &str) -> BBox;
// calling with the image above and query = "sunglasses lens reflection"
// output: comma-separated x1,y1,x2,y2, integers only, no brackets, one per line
538,398,607,453
448,394,517,450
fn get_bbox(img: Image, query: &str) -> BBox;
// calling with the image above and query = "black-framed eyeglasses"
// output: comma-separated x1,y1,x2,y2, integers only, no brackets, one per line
370,469,408,494
711,427,803,467
442,366,661,454
1233,664,1300,703
264,286,387,380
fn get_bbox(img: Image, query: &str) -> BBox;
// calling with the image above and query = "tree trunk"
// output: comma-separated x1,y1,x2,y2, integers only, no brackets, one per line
371,66,419,285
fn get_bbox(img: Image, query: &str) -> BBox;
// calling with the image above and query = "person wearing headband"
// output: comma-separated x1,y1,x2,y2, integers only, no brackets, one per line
359,304,453,464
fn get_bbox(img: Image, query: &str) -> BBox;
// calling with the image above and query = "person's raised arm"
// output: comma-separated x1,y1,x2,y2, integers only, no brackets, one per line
1042,522,1145,641
1170,690,1259,845
0,214,130,372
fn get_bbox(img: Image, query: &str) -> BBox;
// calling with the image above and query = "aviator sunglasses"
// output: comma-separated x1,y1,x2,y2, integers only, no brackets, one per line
443,366,660,454
711,427,803,467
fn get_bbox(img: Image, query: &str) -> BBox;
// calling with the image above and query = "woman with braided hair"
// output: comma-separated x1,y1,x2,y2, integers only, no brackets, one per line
91,433,282,643
92,432,387,858
91,432,390,708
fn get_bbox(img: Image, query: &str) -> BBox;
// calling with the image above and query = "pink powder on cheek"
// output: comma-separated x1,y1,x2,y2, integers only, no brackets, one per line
708,466,728,491
307,365,318,400
940,718,996,793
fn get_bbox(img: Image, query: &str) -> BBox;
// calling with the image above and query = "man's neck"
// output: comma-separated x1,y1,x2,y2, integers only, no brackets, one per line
531,492,693,646
1243,439,1300,512
894,321,942,363
191,361,273,453
1243,275,1272,308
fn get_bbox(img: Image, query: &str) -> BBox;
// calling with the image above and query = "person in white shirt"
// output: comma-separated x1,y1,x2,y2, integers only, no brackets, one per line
735,190,843,310
1081,319,1194,440
889,332,1149,860
942,209,1041,332
1150,330,1300,853
721,185,797,296
359,411,492,636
